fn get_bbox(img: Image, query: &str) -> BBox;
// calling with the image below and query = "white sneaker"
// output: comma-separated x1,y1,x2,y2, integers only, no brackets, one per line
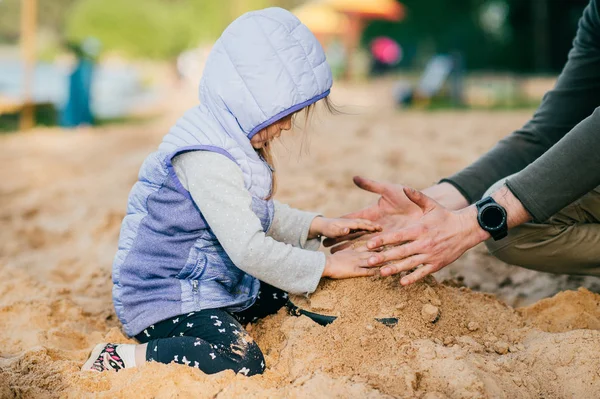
81,343,127,372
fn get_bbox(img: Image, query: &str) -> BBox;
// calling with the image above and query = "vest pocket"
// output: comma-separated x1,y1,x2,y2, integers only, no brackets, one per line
176,252,207,280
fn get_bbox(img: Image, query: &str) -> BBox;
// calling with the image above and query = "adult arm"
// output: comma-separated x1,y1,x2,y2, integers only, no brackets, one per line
443,0,600,220
363,185,532,286
340,1,600,282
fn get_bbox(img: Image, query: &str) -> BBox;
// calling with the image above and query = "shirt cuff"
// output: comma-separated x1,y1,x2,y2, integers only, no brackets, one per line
302,252,326,294
299,212,322,250
439,178,475,204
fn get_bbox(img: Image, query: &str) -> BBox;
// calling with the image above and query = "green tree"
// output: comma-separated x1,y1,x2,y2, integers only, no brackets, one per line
363,0,586,73
65,0,290,59
66,0,194,59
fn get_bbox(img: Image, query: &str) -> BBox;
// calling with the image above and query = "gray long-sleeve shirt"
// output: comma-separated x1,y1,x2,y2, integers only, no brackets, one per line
443,0,600,222
172,151,326,294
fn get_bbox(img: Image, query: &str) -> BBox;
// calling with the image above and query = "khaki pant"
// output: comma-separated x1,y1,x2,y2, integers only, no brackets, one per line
484,177,600,276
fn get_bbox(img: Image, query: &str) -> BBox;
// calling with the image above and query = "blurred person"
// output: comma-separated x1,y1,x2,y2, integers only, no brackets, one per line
369,36,401,76
60,38,101,128
326,0,600,286
82,8,379,376
394,54,455,106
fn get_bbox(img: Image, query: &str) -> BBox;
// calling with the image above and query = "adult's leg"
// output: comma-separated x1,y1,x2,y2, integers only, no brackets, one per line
136,310,265,376
483,177,600,276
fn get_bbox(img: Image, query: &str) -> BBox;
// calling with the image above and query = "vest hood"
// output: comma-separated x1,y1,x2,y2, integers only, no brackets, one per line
198,7,332,156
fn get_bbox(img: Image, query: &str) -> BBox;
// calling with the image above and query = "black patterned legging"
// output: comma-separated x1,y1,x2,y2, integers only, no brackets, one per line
135,282,288,376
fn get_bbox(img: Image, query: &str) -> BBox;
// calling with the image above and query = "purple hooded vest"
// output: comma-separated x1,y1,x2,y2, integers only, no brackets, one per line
112,7,333,336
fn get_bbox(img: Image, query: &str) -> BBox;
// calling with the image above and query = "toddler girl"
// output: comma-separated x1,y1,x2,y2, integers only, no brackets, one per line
82,7,380,376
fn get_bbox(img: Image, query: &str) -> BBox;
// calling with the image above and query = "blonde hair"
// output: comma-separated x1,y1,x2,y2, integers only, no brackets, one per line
258,96,338,200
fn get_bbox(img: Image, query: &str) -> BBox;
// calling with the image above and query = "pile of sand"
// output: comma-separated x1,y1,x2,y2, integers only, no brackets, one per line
2,271,599,398
279,277,600,397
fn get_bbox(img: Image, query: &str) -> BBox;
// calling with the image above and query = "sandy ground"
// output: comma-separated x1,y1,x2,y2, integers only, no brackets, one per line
1,81,600,398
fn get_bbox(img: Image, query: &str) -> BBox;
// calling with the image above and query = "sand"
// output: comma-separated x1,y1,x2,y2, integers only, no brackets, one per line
1,81,600,398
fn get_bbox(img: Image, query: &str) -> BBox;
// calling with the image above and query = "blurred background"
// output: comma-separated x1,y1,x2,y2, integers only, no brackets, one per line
0,0,590,131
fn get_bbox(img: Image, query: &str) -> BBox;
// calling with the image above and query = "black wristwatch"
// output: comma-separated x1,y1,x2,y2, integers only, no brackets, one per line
475,197,508,241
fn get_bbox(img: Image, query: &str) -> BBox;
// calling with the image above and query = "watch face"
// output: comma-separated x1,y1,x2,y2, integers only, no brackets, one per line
480,204,506,231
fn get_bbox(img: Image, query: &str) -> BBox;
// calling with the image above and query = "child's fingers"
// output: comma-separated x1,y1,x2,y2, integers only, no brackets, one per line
346,219,382,233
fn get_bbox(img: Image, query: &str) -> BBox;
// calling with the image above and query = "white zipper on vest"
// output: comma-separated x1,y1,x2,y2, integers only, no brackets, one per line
192,280,199,293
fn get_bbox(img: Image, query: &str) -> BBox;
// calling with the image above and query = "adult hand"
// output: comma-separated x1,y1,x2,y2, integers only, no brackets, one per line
323,176,423,252
365,187,489,286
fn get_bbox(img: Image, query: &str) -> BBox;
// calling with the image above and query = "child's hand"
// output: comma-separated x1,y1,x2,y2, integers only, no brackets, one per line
323,250,381,279
309,217,381,239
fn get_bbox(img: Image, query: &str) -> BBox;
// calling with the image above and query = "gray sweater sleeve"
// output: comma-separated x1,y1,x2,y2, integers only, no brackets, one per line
442,0,600,221
269,201,322,251
172,151,326,294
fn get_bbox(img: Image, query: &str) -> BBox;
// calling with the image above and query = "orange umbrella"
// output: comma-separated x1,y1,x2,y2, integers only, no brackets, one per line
322,0,405,79
292,2,349,42
325,0,405,21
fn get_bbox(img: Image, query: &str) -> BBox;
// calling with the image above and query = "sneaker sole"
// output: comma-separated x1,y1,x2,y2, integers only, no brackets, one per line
81,343,108,372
